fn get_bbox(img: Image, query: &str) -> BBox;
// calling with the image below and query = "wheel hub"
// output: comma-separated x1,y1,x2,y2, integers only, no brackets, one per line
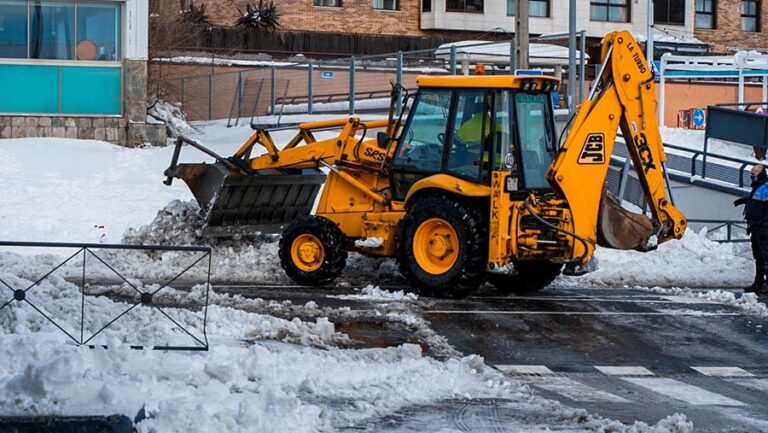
413,218,459,275
291,234,325,272
428,234,452,259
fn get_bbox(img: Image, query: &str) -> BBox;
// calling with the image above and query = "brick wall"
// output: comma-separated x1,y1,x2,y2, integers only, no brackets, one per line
160,0,425,37
695,0,768,52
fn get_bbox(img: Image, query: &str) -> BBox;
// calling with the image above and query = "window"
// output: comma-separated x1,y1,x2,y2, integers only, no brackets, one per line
373,0,397,9
76,3,120,60
507,0,549,17
0,1,121,61
314,0,341,6
446,0,484,13
30,1,76,60
447,90,488,181
390,89,452,200
654,0,686,25
591,0,630,22
743,0,759,32
515,92,555,190
696,0,715,29
393,89,451,173
422,0,431,12
0,1,28,58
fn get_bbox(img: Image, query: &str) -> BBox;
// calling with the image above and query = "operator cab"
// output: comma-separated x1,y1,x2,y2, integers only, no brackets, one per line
389,75,559,201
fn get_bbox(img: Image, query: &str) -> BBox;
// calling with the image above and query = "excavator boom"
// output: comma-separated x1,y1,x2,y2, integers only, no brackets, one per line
545,31,686,262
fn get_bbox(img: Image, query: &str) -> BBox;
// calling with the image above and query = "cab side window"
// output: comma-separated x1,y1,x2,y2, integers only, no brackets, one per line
390,89,452,199
392,89,452,172
446,90,490,182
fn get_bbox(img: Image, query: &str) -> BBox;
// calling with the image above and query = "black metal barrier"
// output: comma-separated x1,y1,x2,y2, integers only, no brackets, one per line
0,241,212,351
686,219,750,243
704,103,768,178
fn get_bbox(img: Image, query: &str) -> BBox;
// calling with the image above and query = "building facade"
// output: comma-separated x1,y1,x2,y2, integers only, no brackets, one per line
0,0,165,146
693,0,768,52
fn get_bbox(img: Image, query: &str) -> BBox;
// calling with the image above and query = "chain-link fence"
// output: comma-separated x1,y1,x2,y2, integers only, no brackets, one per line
149,40,587,124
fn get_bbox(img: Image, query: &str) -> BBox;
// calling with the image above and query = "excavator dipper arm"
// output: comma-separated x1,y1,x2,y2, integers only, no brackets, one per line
545,31,686,263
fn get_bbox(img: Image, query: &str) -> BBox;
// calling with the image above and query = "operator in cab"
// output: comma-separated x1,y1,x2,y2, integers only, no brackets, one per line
735,164,768,294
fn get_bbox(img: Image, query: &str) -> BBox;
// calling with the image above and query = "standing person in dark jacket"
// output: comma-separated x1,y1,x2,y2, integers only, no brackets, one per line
735,164,768,293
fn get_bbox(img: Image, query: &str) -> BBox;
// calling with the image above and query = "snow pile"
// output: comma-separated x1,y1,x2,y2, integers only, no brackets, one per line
638,286,768,318
0,272,536,433
660,126,757,161
570,228,753,288
148,99,198,139
334,284,418,303
0,272,347,348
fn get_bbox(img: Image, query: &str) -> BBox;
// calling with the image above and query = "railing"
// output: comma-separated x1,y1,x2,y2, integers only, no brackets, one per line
686,219,749,243
0,241,212,351
616,136,754,189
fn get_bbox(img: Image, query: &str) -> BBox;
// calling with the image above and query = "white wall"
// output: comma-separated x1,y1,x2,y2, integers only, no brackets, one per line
124,0,149,60
421,0,693,40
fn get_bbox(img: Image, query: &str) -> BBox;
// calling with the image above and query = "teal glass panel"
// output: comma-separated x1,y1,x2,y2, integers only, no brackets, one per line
77,3,121,61
30,1,75,60
0,64,60,113
61,66,121,114
0,0,28,58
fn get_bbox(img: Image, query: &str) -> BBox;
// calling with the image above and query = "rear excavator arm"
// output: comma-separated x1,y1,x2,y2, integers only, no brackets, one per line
536,31,687,264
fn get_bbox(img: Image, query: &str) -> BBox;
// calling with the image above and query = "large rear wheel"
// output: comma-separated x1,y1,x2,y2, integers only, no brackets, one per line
279,216,348,286
398,196,486,297
487,260,562,295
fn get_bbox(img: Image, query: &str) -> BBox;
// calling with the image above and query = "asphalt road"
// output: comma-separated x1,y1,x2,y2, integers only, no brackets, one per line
227,284,768,432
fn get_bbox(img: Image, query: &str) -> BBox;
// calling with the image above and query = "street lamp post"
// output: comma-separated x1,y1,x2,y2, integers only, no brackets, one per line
515,0,529,70
568,0,576,115
647,0,654,63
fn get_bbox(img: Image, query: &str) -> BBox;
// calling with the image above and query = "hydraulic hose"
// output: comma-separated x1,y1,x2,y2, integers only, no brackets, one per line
522,195,594,265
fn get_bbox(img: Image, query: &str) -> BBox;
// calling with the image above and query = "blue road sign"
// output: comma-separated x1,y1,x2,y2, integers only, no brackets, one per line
514,69,544,76
692,108,706,127
320,71,334,80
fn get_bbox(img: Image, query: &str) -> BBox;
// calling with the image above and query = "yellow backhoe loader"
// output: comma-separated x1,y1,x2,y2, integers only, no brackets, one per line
164,31,686,297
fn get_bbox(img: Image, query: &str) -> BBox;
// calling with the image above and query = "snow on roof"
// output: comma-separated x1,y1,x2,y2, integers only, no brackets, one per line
634,29,707,46
435,41,589,66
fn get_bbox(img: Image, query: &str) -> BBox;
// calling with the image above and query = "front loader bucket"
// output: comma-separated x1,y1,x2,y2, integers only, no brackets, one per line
171,162,325,235
597,191,656,251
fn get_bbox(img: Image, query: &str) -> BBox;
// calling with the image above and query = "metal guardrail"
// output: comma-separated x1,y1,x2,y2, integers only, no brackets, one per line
616,136,754,189
686,219,750,243
0,241,212,351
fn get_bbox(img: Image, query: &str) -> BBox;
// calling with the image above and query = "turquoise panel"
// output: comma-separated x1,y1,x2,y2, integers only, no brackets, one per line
61,66,121,114
0,64,59,113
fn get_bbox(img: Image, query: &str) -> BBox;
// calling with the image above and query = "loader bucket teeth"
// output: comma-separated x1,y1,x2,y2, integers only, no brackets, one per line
597,191,656,251
170,162,326,235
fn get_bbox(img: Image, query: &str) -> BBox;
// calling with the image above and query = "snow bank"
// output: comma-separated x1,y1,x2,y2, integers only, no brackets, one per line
660,127,758,161
0,272,532,433
637,286,768,318
568,228,753,288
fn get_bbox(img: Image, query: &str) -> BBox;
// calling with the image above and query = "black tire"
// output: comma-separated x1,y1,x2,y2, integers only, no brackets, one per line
397,196,487,297
279,216,348,286
487,260,562,295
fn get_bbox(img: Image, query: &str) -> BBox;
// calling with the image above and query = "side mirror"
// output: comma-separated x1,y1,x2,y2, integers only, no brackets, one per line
377,131,388,149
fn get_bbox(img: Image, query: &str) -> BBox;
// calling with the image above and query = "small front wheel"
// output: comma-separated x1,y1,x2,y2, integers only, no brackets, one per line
279,216,348,286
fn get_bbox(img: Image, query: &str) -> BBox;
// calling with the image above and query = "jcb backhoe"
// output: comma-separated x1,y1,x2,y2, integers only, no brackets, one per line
164,31,686,297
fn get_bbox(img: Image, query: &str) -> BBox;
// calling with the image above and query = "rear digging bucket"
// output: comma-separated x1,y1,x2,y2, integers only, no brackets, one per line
171,163,326,235
597,191,656,251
